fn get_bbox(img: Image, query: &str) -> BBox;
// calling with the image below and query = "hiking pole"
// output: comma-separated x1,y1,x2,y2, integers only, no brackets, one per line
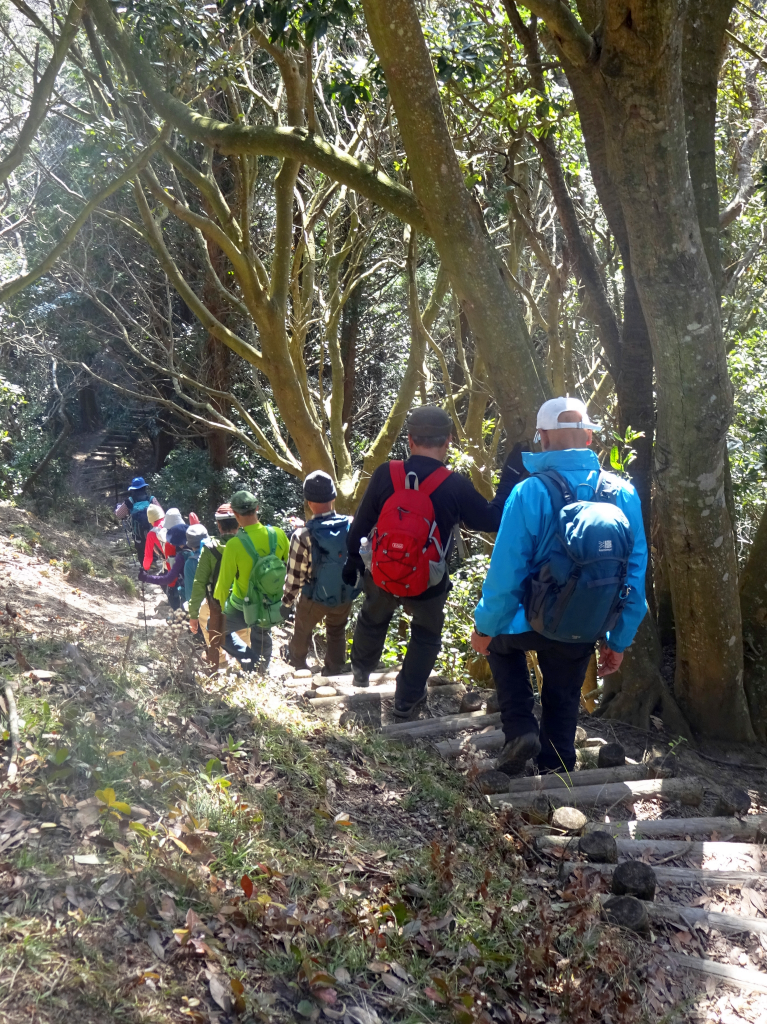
141,577,148,641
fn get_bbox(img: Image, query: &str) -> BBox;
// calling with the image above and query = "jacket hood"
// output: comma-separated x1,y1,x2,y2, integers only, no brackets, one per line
522,448,601,474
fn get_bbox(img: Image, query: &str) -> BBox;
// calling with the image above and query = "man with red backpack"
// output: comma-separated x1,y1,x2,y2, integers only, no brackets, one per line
342,406,523,718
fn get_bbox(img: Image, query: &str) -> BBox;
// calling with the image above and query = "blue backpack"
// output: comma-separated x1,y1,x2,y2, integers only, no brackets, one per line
523,470,634,644
129,497,153,549
304,514,362,607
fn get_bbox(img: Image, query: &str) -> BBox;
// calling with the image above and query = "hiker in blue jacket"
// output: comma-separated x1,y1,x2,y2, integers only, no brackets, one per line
471,397,648,777
281,471,361,674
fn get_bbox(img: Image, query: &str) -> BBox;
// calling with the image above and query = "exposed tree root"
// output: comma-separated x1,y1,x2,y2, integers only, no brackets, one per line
593,618,694,742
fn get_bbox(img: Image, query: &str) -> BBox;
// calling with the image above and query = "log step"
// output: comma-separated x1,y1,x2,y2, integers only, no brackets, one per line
667,953,767,994
561,860,767,888
504,763,651,794
537,836,766,868
648,902,767,937
583,816,767,841
435,729,608,758
489,776,703,810
319,668,447,687
307,683,464,708
382,711,501,740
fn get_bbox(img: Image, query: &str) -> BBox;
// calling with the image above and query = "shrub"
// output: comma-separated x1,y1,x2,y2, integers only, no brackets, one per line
114,574,136,598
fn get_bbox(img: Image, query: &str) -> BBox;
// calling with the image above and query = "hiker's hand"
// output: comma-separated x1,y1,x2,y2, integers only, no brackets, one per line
341,560,359,586
137,569,148,582
598,644,623,676
471,630,491,655
189,618,199,634
279,604,291,621
502,442,526,482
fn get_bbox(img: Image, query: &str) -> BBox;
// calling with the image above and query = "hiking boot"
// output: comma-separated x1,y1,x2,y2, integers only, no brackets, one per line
323,662,351,676
352,666,370,688
496,732,541,777
393,693,428,719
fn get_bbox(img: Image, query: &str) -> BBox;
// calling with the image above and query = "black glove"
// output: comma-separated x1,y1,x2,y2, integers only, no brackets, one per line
137,568,148,583
341,558,361,587
279,603,291,621
502,442,527,483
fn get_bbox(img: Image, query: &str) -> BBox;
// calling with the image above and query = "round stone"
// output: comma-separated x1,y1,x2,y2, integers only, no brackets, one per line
597,742,626,768
602,895,649,935
315,686,337,697
578,830,618,864
611,860,656,901
476,770,512,795
551,806,588,834
714,786,751,818
460,691,484,713
486,691,500,714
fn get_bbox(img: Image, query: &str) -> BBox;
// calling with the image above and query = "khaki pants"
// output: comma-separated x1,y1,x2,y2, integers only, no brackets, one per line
289,593,352,672
205,596,225,669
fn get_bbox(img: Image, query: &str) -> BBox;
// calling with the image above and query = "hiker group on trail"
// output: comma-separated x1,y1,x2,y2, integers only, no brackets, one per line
114,395,647,778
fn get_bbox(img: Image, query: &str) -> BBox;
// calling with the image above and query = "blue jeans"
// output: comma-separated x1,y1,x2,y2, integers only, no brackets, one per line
487,632,594,773
224,609,272,670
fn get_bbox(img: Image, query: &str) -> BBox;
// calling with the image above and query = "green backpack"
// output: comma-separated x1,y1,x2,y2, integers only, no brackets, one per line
235,527,286,628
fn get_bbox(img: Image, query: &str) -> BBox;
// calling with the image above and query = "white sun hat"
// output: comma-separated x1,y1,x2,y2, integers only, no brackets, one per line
535,397,600,442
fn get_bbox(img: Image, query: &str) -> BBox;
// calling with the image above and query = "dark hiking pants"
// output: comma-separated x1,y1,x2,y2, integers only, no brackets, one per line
289,594,352,672
487,632,594,773
224,609,272,670
351,573,447,701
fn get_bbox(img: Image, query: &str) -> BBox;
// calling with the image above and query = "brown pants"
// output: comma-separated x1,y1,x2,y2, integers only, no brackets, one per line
205,596,225,669
289,594,352,672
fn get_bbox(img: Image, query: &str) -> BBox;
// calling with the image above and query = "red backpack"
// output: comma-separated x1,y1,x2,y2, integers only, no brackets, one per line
370,462,451,597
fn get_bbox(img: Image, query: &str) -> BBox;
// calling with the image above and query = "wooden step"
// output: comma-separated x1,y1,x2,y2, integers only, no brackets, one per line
562,860,767,888
488,776,703,810
668,953,767,995
583,816,767,841
381,711,501,740
537,836,765,868
306,683,464,708
436,730,608,758
504,764,651,794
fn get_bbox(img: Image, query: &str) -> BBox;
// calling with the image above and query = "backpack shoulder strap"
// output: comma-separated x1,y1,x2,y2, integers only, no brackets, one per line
389,461,406,491
419,465,451,498
534,470,574,514
237,527,259,563
266,526,277,556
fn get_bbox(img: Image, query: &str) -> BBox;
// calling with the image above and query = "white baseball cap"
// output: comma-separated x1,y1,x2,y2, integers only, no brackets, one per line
535,397,599,442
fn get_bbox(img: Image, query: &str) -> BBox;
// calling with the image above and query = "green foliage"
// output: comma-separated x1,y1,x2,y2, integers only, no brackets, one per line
114,574,137,598
608,426,645,478
220,0,357,45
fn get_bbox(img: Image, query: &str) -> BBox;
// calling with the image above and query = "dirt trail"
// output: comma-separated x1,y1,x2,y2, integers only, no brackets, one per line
0,500,766,1023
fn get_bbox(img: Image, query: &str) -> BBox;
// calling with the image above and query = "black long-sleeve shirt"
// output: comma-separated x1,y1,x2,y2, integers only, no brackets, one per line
345,455,519,600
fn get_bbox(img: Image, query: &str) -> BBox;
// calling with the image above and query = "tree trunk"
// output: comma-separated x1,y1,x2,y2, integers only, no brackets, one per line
340,279,361,433
741,504,767,740
529,0,754,741
360,0,550,446
597,9,751,740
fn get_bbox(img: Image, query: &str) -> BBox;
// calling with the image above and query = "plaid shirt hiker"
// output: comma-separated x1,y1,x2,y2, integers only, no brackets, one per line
282,527,313,606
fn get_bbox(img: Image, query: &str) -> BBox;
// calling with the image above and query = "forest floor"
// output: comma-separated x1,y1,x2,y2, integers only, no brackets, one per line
1,498,766,1024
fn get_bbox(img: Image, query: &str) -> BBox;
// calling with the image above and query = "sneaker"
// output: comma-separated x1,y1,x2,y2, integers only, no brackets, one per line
352,666,370,688
392,693,428,719
496,732,541,777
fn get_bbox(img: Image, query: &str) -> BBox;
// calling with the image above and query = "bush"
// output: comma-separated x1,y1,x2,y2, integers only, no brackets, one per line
114,574,136,598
